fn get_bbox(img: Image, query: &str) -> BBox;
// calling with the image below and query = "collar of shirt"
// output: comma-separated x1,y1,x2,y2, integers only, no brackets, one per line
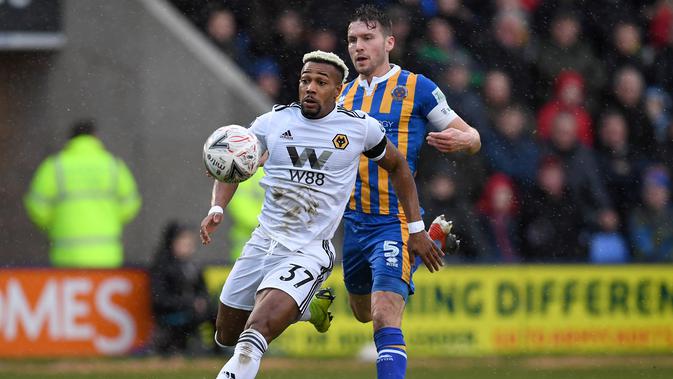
358,64,400,96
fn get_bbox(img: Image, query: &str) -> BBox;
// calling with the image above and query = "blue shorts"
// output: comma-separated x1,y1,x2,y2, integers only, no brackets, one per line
342,211,421,301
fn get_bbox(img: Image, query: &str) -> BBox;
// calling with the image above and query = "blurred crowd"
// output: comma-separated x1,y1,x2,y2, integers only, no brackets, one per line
171,0,673,264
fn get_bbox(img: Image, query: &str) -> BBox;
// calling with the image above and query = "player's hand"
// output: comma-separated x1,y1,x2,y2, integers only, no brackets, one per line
426,128,472,153
408,231,444,273
200,211,223,245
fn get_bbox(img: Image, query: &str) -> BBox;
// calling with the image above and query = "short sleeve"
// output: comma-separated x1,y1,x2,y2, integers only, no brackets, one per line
415,74,457,131
363,115,387,161
249,110,273,153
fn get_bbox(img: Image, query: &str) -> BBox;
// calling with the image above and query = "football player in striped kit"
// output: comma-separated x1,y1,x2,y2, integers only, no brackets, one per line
339,5,481,379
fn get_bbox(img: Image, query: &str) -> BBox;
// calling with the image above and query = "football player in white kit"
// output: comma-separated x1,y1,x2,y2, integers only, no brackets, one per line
199,51,443,379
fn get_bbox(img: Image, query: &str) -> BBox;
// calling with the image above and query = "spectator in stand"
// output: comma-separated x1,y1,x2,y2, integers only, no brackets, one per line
388,5,414,69
151,222,212,355
24,120,141,268
652,12,673,94
604,21,649,80
420,167,489,263
415,17,469,82
659,121,673,169
536,10,605,111
439,52,492,142
206,7,252,74
541,112,612,229
582,0,647,55
589,209,630,264
417,143,488,204
644,86,672,144
629,165,673,262
476,173,521,263
594,110,645,225
520,156,583,262
475,10,536,104
482,70,513,137
252,58,282,103
434,0,479,46
483,104,539,191
308,28,341,59
537,70,593,147
270,9,308,104
606,66,656,155
648,0,673,49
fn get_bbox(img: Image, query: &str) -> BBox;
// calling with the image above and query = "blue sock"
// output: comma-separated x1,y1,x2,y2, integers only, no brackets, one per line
374,327,407,379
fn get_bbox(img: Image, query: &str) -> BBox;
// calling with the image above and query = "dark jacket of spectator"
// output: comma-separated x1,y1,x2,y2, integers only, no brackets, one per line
629,167,673,262
151,222,211,354
605,67,656,156
420,169,489,262
536,12,606,109
483,106,539,190
540,113,612,228
594,111,646,224
520,157,584,262
474,11,537,104
476,173,521,263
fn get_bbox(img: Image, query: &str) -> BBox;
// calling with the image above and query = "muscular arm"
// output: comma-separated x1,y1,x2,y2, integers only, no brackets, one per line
427,116,481,155
211,180,239,208
375,140,444,271
200,180,239,245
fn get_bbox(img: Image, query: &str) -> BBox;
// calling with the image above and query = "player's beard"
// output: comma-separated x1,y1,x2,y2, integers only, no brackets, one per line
300,103,321,119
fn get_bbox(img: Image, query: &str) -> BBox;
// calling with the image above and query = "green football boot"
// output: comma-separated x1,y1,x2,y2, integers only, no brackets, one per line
309,287,335,333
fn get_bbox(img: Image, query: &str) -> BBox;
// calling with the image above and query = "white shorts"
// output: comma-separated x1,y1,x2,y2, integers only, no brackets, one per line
219,228,335,314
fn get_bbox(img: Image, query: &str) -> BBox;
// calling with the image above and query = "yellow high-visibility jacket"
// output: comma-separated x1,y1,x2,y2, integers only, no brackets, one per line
227,169,264,261
24,135,141,267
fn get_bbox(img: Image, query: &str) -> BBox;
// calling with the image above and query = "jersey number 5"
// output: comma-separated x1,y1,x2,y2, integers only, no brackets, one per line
279,264,315,288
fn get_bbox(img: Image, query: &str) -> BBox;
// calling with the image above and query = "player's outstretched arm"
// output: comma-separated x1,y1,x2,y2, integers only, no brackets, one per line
200,180,239,245
375,140,444,272
426,116,481,154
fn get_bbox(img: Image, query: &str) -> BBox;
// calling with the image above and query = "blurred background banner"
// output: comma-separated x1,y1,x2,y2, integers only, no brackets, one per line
0,0,65,50
0,268,152,357
205,265,673,357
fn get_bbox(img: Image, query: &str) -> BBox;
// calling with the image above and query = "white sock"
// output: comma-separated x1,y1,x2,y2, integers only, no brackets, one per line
298,307,312,322
216,328,268,379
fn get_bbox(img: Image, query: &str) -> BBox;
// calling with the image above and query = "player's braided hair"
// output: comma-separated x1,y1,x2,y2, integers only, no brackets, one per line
349,4,392,36
302,50,349,83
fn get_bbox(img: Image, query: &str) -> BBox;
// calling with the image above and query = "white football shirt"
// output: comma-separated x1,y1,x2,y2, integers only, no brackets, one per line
249,103,387,252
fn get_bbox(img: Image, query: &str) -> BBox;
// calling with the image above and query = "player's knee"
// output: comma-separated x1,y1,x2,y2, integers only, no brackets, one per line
348,300,372,323
371,293,404,328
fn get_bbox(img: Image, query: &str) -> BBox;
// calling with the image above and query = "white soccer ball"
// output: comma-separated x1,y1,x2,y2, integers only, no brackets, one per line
203,125,260,183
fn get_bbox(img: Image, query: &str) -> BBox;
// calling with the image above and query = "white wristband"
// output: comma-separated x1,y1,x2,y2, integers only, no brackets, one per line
407,220,425,234
208,205,224,215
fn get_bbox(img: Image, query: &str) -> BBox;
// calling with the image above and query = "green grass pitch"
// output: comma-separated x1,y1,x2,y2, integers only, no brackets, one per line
1,356,672,379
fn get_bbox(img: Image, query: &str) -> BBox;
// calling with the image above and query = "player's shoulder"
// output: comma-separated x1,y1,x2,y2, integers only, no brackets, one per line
409,71,438,93
272,102,301,113
336,105,367,120
262,102,301,122
400,69,444,106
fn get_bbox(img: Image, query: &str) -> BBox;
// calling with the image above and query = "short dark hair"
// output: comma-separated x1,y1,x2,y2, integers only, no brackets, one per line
349,4,392,36
70,119,96,139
